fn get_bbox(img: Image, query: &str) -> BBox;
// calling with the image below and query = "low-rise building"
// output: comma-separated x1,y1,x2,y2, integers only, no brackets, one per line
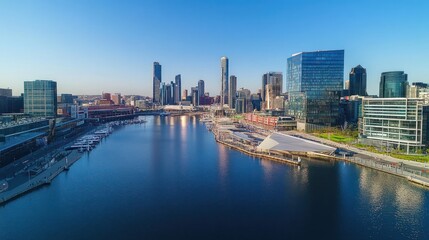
359,98,427,154
245,113,297,131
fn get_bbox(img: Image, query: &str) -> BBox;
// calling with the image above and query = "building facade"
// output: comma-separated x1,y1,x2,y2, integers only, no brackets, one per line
198,80,205,97
0,96,23,114
261,72,282,106
349,65,367,96
191,87,199,106
229,75,237,109
221,56,229,106
286,50,344,132
407,82,429,104
360,98,426,154
24,80,57,117
0,88,12,97
175,74,181,102
379,71,408,98
153,62,162,104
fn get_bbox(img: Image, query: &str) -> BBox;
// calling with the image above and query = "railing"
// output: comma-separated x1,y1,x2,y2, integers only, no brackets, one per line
345,156,429,179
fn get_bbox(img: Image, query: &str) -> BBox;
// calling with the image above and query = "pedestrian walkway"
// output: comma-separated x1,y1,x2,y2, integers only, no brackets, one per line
287,130,429,169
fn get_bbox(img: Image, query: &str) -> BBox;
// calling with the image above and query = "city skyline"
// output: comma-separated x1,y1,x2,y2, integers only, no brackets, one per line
1,1,429,96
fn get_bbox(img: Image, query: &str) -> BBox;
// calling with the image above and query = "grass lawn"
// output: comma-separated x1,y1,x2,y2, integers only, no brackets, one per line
317,133,355,143
390,153,429,163
354,143,429,163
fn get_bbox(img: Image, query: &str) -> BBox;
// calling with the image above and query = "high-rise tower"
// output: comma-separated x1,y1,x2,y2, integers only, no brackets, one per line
221,56,229,106
349,65,367,96
229,75,237,109
175,74,181,102
379,71,408,98
153,62,162,103
198,80,205,97
286,50,344,131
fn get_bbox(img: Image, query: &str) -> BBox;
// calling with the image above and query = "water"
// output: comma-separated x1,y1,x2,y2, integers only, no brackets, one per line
0,116,428,240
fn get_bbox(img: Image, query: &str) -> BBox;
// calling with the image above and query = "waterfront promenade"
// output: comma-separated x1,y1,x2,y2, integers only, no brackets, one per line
287,130,429,187
0,150,83,204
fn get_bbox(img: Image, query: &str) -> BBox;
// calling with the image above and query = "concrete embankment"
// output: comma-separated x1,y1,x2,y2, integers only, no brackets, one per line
0,150,83,205
216,139,300,166
308,152,429,188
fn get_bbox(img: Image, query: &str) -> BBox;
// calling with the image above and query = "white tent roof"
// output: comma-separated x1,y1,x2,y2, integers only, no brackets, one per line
257,132,336,153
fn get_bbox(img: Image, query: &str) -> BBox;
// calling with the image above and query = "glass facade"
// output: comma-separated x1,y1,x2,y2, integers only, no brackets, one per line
361,98,425,154
379,71,408,98
24,80,57,117
153,62,162,103
349,65,367,96
286,50,344,131
221,57,229,106
175,74,181,102
229,75,237,109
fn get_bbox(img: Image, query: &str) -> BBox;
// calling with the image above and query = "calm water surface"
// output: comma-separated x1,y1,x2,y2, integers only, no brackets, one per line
0,116,428,240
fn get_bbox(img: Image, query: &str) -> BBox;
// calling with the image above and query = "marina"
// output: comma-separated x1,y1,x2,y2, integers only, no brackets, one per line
0,118,147,205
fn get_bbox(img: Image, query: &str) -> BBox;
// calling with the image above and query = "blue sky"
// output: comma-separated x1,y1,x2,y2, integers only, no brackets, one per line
1,0,428,96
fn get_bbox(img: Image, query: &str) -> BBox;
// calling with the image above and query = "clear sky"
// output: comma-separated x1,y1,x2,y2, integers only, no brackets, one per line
1,0,428,96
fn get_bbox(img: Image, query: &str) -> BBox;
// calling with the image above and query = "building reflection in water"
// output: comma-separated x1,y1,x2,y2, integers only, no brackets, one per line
291,160,308,187
358,166,425,235
180,116,188,143
218,145,229,184
260,159,274,184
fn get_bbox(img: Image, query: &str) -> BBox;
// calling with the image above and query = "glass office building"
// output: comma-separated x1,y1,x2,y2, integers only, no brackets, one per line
153,62,162,103
286,50,344,131
360,98,425,154
221,56,229,106
379,71,408,98
349,65,367,96
24,80,57,117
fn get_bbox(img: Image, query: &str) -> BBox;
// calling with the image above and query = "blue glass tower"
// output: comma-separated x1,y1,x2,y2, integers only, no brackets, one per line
221,56,229,106
286,50,344,131
153,62,162,103
379,71,408,98
175,74,181,102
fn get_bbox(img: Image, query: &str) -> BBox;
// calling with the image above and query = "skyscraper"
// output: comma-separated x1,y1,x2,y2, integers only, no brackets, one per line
182,89,188,101
198,80,205,97
221,56,229,106
286,50,344,131
166,84,173,105
191,87,199,106
24,80,57,117
175,74,181,102
349,65,367,96
153,62,162,103
379,71,408,98
262,72,283,104
229,75,237,109
160,83,166,105
262,72,282,110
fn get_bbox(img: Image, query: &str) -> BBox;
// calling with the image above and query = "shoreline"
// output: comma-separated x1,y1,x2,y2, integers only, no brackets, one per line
216,139,300,166
210,119,429,189
0,150,83,205
0,120,138,205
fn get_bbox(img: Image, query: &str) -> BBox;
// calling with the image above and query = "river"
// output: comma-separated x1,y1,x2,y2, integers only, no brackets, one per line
0,116,428,240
